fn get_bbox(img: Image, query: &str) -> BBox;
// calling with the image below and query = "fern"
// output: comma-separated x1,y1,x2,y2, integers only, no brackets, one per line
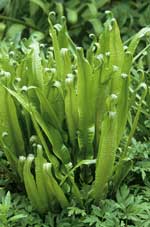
0,12,149,213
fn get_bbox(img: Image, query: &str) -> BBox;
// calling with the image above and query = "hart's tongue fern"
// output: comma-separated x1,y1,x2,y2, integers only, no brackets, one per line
0,12,149,213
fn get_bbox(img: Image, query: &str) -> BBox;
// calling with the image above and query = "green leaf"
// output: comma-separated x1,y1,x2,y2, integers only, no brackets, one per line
116,51,132,145
3,191,11,207
35,145,49,211
65,74,78,146
48,13,63,80
8,214,27,222
5,24,25,43
128,27,150,55
94,95,118,202
77,47,95,160
0,86,25,157
23,154,45,213
29,0,49,15
66,8,78,24
43,163,69,208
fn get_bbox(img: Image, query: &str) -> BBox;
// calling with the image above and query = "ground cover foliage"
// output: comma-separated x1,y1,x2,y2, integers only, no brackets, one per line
0,0,150,226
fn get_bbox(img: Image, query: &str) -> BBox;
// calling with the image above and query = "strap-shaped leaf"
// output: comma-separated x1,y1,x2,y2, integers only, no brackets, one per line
9,88,70,164
23,154,45,213
77,47,95,160
42,163,56,208
61,48,72,83
95,82,109,152
0,50,15,82
95,19,124,150
35,145,49,211
48,12,63,80
36,88,62,132
125,83,147,149
43,163,69,208
99,21,112,83
47,81,65,126
57,16,76,54
32,110,71,164
31,115,60,170
0,141,18,172
30,0,49,15
94,95,118,202
57,17,70,49
0,86,25,157
17,156,26,181
128,27,150,55
65,74,78,146
112,160,133,192
5,88,60,168
61,159,96,186
109,19,124,95
113,83,147,191
28,41,44,88
99,18,124,89
116,51,132,145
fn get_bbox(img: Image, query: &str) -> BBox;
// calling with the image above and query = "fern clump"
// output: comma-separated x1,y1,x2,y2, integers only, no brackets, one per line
0,12,149,213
